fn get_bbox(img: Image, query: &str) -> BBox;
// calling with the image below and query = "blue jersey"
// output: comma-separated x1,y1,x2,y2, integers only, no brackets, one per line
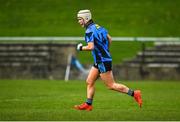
85,23,112,63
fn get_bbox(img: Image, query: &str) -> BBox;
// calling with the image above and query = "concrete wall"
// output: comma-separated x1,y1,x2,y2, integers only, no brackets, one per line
0,43,76,79
113,64,180,81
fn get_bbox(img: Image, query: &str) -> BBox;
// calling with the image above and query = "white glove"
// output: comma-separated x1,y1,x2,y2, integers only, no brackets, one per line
77,43,83,51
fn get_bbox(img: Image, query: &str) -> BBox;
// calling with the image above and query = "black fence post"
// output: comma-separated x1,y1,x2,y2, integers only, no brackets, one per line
48,41,53,79
139,42,146,79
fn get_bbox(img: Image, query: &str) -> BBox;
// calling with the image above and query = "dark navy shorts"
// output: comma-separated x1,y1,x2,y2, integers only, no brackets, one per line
93,61,112,73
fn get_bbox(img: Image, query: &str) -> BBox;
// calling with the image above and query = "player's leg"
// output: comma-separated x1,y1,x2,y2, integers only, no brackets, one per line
74,66,99,111
97,61,129,93
100,71,129,93
86,66,99,101
100,70,142,107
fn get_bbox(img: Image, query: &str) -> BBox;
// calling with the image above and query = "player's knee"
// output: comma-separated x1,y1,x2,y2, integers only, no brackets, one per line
106,83,114,90
86,79,94,86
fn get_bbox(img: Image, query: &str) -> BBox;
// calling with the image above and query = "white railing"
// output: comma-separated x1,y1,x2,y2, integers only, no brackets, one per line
0,36,179,42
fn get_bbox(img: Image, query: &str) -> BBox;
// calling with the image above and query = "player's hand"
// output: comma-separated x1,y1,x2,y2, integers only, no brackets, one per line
77,43,83,51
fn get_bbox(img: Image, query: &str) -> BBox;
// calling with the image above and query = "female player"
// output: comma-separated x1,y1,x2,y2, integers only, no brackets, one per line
74,10,142,111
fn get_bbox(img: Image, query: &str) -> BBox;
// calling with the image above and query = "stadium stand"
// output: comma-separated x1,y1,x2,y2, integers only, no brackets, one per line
0,43,76,79
114,41,180,80
128,42,180,66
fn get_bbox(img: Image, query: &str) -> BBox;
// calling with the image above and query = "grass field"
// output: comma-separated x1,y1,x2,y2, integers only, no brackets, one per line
0,0,180,36
0,80,180,121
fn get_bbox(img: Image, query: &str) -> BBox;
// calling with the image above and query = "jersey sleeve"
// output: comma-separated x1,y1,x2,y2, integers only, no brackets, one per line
103,28,108,35
85,29,94,43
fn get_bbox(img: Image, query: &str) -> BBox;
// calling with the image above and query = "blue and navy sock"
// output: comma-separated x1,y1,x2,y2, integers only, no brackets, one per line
127,89,134,96
86,98,93,105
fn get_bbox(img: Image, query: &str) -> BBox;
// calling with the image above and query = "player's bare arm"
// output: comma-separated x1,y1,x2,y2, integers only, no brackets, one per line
107,34,112,48
77,42,94,51
82,42,94,51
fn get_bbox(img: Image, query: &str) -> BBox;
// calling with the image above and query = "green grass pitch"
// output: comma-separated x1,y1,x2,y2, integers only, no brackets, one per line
0,80,180,121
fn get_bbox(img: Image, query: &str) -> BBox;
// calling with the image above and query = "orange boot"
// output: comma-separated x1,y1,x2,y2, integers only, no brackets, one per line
134,90,143,108
74,102,93,111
